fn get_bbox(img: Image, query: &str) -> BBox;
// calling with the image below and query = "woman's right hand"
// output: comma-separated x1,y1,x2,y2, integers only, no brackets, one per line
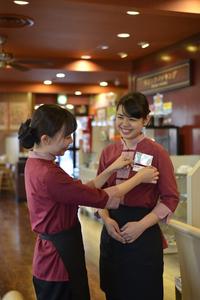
107,154,132,173
137,166,159,183
104,217,126,243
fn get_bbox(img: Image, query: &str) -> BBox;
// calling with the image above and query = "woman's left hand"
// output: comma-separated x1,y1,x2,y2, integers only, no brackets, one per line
120,221,145,243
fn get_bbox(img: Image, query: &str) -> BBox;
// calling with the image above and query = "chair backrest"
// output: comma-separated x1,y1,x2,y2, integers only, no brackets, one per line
2,290,24,300
169,219,200,300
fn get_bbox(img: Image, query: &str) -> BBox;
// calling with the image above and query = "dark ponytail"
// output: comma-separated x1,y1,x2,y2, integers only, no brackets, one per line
18,119,39,149
18,104,77,150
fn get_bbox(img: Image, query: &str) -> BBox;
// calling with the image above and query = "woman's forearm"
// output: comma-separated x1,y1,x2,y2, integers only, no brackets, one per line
92,168,113,188
89,155,133,189
112,167,158,196
115,172,142,196
139,212,160,231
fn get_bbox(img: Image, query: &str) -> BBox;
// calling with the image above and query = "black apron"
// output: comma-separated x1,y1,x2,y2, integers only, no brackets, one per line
40,222,90,300
100,205,164,300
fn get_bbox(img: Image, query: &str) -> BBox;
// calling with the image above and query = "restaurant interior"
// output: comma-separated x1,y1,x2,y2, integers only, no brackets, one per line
0,1,200,299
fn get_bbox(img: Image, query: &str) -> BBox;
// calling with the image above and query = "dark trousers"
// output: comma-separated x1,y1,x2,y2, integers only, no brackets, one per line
33,276,71,300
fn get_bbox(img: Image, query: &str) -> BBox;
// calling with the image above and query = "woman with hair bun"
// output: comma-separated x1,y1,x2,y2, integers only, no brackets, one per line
18,104,158,300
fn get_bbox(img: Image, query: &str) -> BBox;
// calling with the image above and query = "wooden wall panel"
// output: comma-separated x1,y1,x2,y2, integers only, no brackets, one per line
131,34,200,154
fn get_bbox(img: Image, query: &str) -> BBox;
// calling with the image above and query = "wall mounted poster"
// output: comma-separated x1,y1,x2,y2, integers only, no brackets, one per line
9,102,30,130
0,102,9,130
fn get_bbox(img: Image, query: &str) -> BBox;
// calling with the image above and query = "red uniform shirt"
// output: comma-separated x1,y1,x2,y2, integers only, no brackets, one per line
25,157,108,281
98,137,179,214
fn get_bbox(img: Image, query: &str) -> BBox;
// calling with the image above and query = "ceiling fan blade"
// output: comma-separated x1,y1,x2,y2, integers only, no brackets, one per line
14,59,54,67
9,62,30,71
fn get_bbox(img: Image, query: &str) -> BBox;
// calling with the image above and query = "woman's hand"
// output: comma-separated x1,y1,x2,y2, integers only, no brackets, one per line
136,166,159,183
107,154,132,173
104,217,126,243
93,154,132,189
120,221,145,243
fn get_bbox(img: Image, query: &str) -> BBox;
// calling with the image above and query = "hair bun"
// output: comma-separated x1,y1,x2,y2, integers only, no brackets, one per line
18,119,37,149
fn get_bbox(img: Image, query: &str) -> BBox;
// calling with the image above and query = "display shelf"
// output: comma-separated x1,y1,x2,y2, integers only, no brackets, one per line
163,155,200,254
171,155,200,226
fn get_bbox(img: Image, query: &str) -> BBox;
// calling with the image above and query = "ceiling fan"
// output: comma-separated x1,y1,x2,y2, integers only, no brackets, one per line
0,35,31,71
0,35,54,71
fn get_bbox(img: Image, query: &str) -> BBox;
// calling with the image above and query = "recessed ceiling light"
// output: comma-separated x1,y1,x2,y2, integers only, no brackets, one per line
126,10,140,15
117,33,130,38
118,52,128,58
75,91,82,96
13,1,29,5
186,45,198,53
100,45,109,50
100,81,108,87
81,55,91,59
138,41,150,49
43,80,52,85
142,43,149,49
56,72,66,78
161,55,171,62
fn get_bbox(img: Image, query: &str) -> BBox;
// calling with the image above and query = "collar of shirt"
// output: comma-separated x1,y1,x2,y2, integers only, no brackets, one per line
28,150,55,161
116,134,145,184
121,133,145,151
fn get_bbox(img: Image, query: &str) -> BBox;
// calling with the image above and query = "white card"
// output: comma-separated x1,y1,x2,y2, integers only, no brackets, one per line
134,152,153,166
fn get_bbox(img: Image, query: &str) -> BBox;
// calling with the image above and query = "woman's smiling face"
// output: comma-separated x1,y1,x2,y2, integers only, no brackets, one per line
48,129,73,156
115,105,147,141
39,126,73,157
